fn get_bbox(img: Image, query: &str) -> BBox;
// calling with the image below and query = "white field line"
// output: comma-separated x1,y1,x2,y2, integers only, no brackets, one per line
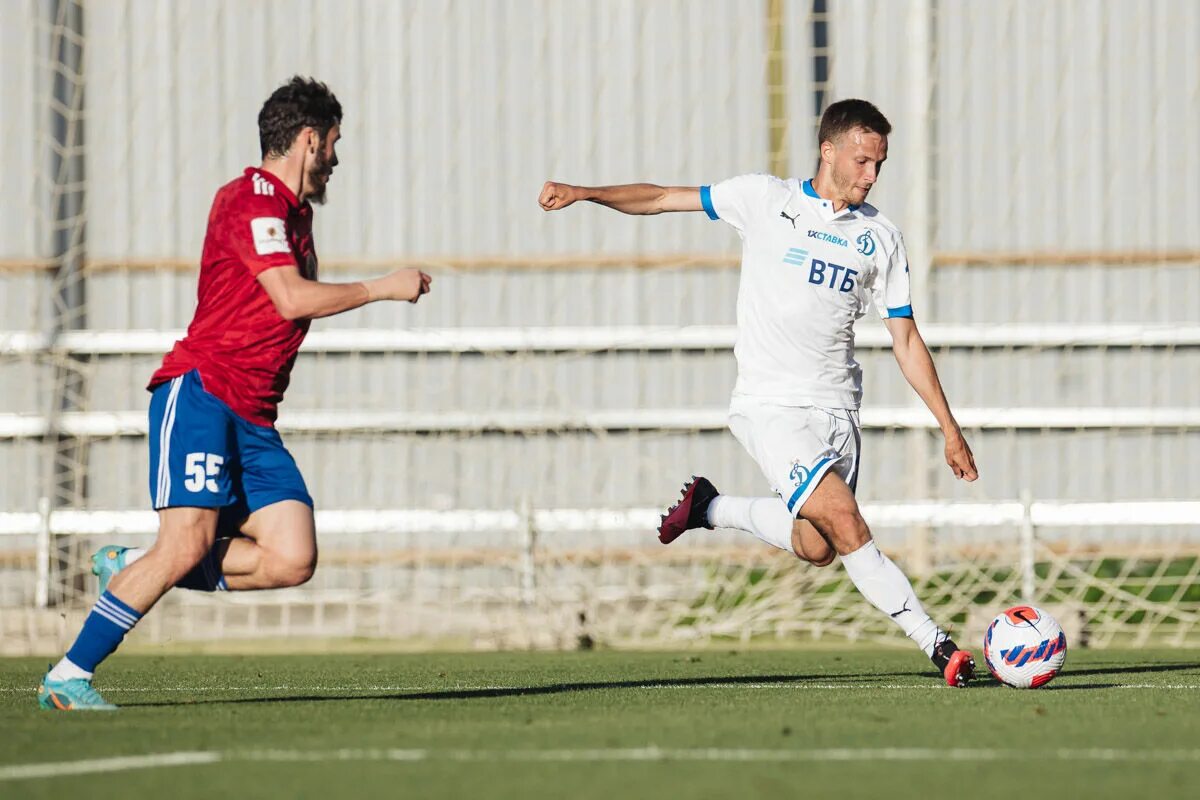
232,747,1200,763
4,682,1200,694
0,751,219,780
7,747,1200,781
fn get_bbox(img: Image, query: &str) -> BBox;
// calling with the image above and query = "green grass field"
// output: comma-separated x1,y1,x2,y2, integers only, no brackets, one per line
3,648,1199,799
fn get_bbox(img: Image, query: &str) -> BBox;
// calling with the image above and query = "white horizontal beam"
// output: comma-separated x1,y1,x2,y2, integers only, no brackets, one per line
2,501,1197,537
0,408,1196,438
3,324,1199,356
3,249,1197,273
3,406,1199,440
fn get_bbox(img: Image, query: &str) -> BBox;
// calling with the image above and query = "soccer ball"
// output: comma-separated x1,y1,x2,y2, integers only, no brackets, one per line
982,605,1067,688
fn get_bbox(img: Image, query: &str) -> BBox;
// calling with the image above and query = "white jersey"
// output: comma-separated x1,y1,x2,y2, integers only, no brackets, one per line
702,174,913,409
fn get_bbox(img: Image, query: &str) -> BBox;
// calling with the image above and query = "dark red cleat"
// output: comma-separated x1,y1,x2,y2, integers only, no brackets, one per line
657,476,719,544
931,637,976,688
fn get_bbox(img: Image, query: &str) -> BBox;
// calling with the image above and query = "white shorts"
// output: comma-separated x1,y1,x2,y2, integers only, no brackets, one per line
728,396,861,518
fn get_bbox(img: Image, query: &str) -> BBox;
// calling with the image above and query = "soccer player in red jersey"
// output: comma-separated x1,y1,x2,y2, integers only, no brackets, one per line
38,77,431,711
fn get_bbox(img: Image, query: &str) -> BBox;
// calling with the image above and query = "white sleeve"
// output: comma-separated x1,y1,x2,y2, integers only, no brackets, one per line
870,229,914,319
700,173,771,234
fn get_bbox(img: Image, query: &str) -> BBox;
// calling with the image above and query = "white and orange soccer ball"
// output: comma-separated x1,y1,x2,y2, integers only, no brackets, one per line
983,605,1068,688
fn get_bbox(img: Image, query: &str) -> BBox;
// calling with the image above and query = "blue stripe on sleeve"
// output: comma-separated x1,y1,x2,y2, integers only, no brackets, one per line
886,304,914,319
699,185,718,220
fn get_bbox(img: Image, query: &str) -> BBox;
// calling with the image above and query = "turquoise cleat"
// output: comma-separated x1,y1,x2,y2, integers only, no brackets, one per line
38,670,117,711
91,545,129,595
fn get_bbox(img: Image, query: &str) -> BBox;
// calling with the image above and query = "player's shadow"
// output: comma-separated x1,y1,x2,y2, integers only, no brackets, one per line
877,660,1200,683
119,661,1200,707
120,672,893,708
986,660,1200,689
1046,661,1200,679
863,659,1200,691
1036,660,1200,690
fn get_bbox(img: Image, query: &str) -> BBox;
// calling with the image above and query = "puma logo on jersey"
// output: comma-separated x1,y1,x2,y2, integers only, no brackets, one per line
779,210,800,228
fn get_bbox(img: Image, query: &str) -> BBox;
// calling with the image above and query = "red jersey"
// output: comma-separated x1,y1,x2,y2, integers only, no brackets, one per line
149,168,317,426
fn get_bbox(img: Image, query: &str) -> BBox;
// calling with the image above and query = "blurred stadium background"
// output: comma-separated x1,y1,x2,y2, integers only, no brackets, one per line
1,0,1198,655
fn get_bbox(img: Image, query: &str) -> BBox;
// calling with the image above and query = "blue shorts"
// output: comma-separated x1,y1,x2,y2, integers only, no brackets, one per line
147,370,312,521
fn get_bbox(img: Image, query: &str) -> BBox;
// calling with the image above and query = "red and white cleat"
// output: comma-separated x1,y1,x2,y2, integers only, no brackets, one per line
656,476,719,545
932,638,976,688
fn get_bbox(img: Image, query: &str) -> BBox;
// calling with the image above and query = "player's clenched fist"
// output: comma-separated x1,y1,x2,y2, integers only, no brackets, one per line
944,428,978,482
365,268,432,303
539,181,580,211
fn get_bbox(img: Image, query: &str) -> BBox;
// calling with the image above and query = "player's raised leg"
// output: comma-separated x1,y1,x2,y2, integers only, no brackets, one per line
221,500,317,590
94,501,316,594
212,411,318,590
800,471,975,687
103,362,319,589
658,479,835,566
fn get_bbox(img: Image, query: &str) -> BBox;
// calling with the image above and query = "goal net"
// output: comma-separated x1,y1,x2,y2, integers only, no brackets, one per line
2,0,1198,654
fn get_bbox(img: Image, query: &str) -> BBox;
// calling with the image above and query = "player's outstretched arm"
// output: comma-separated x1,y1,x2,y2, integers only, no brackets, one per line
257,266,432,321
539,181,703,215
884,316,979,481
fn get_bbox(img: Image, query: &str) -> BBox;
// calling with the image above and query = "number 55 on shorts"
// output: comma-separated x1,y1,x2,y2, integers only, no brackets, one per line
184,452,225,493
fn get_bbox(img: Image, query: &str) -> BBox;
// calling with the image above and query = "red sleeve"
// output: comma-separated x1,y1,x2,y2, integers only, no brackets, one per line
224,192,298,277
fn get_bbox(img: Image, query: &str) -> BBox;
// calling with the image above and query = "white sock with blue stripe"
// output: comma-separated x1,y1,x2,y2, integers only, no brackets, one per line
707,495,794,553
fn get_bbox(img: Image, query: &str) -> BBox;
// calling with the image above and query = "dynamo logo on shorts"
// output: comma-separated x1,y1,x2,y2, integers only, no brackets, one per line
788,461,810,487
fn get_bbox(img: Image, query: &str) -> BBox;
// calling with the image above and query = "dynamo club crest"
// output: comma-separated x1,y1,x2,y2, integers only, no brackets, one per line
856,230,876,256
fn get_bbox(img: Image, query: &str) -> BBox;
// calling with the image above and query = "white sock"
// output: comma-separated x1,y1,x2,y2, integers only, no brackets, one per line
706,495,794,553
124,548,147,566
47,656,93,682
839,539,944,657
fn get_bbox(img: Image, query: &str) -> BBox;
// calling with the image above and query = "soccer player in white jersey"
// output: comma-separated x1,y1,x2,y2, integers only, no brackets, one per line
539,99,980,686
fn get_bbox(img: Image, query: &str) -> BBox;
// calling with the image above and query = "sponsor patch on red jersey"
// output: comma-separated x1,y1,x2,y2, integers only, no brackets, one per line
250,216,290,255
148,168,317,426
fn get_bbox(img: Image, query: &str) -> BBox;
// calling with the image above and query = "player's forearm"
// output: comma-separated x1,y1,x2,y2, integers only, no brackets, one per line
274,280,371,321
579,183,672,215
894,340,960,434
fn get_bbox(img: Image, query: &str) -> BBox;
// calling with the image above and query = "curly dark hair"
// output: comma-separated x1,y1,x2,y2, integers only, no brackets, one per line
817,99,891,145
258,76,343,159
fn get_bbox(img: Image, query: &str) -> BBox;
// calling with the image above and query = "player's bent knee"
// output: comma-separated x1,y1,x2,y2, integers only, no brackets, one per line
286,560,316,587
268,550,317,588
794,550,836,568
792,534,837,567
794,539,837,567
803,548,837,568
791,519,837,567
